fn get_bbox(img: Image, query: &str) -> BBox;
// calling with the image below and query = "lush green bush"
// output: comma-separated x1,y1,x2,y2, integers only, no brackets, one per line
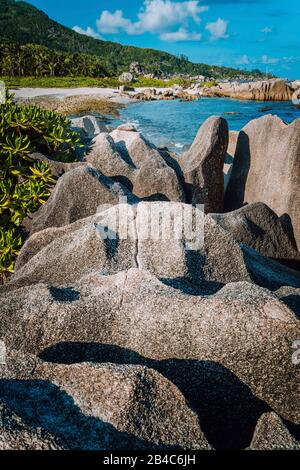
0,95,81,283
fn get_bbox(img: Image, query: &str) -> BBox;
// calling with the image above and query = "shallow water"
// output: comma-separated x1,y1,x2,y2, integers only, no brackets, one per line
109,97,300,154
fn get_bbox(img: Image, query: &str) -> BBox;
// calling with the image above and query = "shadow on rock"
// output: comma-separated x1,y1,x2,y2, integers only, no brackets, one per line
0,379,171,450
39,342,270,449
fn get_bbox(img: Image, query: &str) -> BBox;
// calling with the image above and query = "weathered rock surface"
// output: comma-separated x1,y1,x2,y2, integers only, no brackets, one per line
8,203,300,291
249,413,300,450
0,270,300,449
225,115,300,249
25,166,138,236
2,114,300,451
0,350,211,450
86,125,185,202
0,401,63,450
204,79,294,101
71,115,104,139
179,117,229,212
211,203,300,270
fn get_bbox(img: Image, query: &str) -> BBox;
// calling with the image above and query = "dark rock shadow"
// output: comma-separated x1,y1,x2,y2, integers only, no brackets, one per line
0,379,172,450
49,287,80,303
141,194,170,202
279,213,299,251
114,140,137,168
280,295,300,318
161,250,224,296
242,245,300,291
111,175,134,192
224,131,251,212
39,342,270,450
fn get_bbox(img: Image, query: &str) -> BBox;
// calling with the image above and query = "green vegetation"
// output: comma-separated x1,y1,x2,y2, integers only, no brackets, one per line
0,94,80,283
0,0,265,80
1,75,120,89
1,75,197,89
0,38,108,78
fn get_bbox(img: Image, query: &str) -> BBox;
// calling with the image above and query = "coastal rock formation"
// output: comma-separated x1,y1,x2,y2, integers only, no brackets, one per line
10,202,300,291
225,115,300,249
211,203,300,270
87,125,185,201
119,72,134,83
0,402,63,450
24,166,138,236
70,115,103,139
1,269,300,449
1,116,300,450
203,79,294,101
179,116,229,212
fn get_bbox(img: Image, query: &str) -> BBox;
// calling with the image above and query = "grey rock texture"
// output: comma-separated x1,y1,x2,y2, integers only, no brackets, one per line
86,125,185,202
1,116,300,450
249,413,300,450
0,350,211,450
225,115,300,249
0,270,300,449
25,166,138,236
180,117,229,212
9,203,300,290
211,202,300,270
71,115,104,139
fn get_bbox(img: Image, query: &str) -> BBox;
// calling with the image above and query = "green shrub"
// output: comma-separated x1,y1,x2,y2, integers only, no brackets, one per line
0,95,81,283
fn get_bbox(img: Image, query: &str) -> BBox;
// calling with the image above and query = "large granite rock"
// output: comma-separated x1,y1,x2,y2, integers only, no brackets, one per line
2,114,300,451
204,79,294,101
24,166,138,236
0,350,210,450
0,401,63,450
86,125,185,202
8,203,300,291
225,115,300,249
0,269,300,450
179,117,229,212
211,203,300,270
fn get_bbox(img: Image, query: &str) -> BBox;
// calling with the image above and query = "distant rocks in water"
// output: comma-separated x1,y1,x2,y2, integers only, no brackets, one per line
203,78,294,101
132,87,201,102
1,113,300,450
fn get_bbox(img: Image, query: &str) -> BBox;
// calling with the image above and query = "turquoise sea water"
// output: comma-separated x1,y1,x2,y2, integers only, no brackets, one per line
110,97,300,154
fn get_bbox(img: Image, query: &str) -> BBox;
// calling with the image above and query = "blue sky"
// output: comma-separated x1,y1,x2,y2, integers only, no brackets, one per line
25,0,300,78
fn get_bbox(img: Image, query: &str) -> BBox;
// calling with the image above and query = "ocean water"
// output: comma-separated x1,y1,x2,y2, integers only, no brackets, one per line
110,97,300,154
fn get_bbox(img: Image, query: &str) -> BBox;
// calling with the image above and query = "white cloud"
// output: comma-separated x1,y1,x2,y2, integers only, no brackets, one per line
160,27,202,42
96,1,208,36
96,10,135,35
261,27,273,34
73,25,100,39
237,55,249,65
205,18,229,40
262,54,279,64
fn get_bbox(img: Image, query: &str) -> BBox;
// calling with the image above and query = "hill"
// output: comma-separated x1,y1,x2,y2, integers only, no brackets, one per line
0,0,264,79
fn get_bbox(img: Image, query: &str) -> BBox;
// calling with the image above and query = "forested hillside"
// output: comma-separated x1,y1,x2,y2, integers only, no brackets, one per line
0,0,264,79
